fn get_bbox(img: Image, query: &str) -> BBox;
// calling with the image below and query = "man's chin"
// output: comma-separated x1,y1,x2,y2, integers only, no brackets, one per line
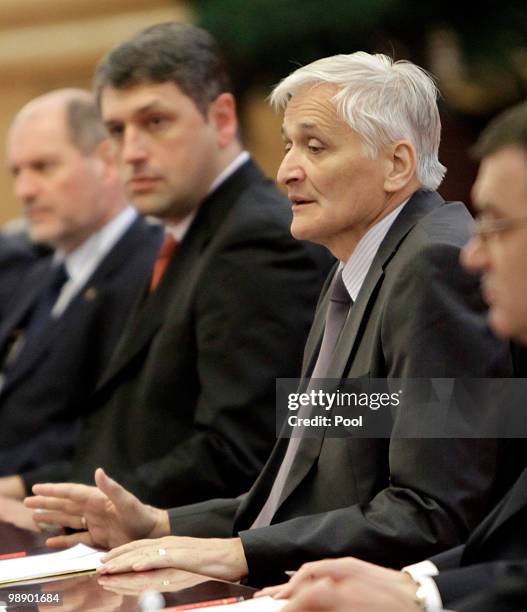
27,227,58,248
488,308,519,341
290,220,319,243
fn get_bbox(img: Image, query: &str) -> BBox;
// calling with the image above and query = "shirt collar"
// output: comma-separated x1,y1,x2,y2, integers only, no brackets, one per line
55,206,137,283
341,199,408,302
208,150,250,195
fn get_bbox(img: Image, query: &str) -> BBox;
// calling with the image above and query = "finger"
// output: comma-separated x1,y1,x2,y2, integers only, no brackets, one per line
254,583,288,598
101,550,173,575
32,510,85,530
31,482,95,503
282,579,335,612
102,538,156,562
45,531,93,548
95,469,134,508
24,495,84,515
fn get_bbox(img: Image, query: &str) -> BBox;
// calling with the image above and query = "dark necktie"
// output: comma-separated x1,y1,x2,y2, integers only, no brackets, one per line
149,234,178,292
2,262,69,375
251,269,352,528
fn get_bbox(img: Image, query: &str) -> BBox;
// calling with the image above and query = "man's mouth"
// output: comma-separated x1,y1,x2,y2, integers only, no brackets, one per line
289,196,315,208
128,176,161,192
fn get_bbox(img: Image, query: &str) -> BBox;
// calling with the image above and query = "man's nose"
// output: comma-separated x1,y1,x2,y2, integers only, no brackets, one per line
277,150,306,188
121,127,149,166
14,171,39,203
460,236,489,274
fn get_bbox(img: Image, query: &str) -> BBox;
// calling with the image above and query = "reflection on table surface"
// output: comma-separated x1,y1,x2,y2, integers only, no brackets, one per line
0,521,255,611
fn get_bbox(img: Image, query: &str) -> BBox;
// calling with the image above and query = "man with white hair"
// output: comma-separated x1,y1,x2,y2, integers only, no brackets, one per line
29,52,514,588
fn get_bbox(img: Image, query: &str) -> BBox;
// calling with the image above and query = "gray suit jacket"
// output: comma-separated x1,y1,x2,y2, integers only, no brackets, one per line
168,190,515,586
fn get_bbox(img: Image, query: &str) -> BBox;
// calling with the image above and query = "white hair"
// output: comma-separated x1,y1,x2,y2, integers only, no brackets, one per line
271,52,446,190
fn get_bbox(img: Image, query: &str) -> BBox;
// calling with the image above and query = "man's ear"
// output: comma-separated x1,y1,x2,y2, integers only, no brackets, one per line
208,93,238,148
383,141,417,192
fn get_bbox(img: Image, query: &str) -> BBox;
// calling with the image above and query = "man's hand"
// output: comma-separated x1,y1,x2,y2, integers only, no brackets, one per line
23,468,169,549
256,556,409,600
281,574,421,612
98,536,249,583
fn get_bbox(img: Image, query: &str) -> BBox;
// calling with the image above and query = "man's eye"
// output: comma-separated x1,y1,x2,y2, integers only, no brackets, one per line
307,141,324,153
108,125,124,139
147,116,168,129
33,161,54,173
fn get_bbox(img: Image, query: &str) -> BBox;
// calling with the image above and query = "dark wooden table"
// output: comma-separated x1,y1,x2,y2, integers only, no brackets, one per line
0,522,255,611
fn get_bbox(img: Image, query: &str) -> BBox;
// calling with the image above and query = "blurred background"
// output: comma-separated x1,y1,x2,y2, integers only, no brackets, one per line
1,0,526,225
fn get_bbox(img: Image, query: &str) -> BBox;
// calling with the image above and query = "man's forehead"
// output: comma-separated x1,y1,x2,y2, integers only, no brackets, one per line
473,147,527,211
8,110,69,157
282,83,347,133
100,82,189,116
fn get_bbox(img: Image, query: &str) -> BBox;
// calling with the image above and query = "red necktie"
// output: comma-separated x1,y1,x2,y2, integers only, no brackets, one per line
149,234,178,292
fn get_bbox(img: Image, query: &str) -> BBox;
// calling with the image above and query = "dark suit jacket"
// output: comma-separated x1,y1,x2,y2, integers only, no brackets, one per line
36,160,333,507
0,233,42,323
430,465,527,608
168,189,516,587
0,216,162,480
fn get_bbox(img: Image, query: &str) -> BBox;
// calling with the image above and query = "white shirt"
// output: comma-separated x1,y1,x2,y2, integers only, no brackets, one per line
341,199,407,300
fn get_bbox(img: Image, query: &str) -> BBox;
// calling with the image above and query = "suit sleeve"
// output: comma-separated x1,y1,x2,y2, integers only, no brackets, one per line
239,240,513,584
168,496,245,538
120,223,329,509
433,561,527,609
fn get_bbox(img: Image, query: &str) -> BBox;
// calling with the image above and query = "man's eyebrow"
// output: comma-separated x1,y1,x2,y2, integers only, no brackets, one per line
105,101,167,123
281,122,321,138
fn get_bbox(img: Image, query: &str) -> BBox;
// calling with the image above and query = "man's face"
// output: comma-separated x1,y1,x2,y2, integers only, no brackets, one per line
277,83,389,260
100,82,220,222
7,109,109,252
462,146,527,342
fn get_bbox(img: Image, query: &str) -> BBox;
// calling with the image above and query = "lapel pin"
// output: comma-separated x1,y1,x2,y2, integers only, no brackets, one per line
84,287,98,301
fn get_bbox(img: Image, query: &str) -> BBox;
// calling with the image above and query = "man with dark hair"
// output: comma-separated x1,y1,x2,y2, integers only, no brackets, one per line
0,88,162,502
21,23,331,509
93,22,230,114
252,100,527,612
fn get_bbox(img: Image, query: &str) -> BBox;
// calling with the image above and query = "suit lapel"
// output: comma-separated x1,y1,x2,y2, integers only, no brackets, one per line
273,190,445,512
96,226,208,389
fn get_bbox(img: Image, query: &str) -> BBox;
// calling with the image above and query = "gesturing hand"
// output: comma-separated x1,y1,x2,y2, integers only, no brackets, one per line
24,468,169,549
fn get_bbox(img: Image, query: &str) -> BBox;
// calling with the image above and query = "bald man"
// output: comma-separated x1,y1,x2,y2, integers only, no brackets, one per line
0,89,162,499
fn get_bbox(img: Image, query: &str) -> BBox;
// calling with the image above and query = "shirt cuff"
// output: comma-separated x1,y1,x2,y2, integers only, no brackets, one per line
415,576,444,611
403,560,439,579
403,562,443,611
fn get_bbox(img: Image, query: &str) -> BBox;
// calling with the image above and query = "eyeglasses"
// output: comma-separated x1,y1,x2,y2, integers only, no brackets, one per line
473,215,527,239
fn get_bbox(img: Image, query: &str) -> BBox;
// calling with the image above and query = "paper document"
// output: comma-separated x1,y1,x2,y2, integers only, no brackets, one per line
165,596,286,611
0,544,104,586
